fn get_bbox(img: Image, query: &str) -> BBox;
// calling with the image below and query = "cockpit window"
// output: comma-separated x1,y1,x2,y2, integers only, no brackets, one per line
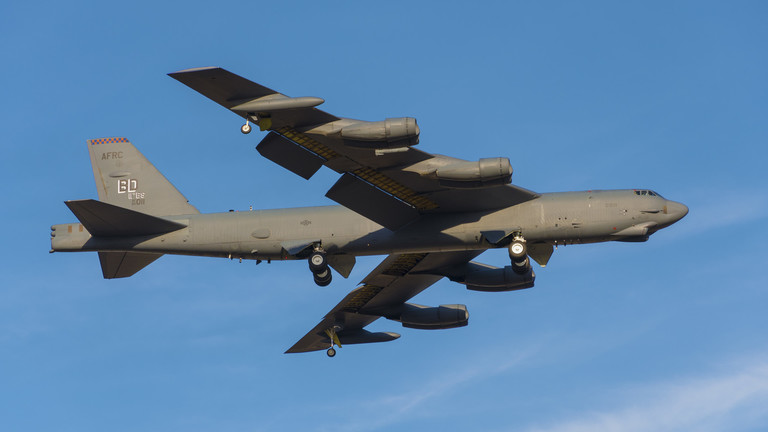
634,190,664,198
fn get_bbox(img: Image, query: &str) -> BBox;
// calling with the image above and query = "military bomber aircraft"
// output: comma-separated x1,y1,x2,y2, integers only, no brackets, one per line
50,67,688,356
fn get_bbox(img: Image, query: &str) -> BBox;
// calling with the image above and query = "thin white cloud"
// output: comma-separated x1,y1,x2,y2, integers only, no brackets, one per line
520,356,768,432
332,344,543,432
666,191,768,239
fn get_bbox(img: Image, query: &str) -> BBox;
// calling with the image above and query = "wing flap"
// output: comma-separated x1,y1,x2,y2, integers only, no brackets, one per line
325,173,421,230
256,131,325,180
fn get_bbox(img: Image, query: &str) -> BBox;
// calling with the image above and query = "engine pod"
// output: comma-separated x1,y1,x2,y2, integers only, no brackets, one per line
340,117,420,148
398,304,469,330
462,266,534,292
435,157,513,188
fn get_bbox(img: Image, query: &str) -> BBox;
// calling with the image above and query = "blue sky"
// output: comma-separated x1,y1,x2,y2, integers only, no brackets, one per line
2,1,767,431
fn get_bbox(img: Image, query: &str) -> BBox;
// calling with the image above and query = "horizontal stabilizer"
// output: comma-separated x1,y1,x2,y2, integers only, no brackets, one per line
99,251,163,279
65,199,187,237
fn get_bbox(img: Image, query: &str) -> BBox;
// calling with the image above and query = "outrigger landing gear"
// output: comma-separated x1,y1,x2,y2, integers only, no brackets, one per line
325,325,342,358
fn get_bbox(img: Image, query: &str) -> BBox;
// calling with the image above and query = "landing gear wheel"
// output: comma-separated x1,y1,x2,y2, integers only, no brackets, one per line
327,347,336,357
508,236,530,275
308,251,328,273
313,269,332,287
509,240,527,259
241,123,252,134
511,256,530,274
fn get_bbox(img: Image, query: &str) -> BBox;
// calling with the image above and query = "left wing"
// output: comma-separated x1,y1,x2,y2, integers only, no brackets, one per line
170,67,539,230
286,250,484,354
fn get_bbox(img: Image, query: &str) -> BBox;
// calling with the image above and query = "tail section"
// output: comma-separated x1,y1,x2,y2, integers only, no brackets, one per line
64,199,187,237
98,251,163,279
51,137,199,279
88,137,199,216
53,199,184,279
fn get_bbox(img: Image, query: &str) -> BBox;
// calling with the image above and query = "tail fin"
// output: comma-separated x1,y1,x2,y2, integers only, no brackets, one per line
88,137,199,216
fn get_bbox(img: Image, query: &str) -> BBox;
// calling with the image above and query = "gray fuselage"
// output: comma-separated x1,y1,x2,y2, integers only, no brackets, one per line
52,190,689,261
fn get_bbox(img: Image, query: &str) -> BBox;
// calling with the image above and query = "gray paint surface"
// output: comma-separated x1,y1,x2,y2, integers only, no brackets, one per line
51,70,688,354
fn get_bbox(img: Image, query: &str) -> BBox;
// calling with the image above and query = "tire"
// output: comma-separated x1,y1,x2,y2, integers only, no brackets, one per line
511,256,530,275
241,123,252,134
308,251,328,273
327,347,336,357
313,269,332,287
508,240,527,259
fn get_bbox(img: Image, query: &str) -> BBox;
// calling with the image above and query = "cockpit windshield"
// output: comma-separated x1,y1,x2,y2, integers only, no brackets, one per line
634,189,663,198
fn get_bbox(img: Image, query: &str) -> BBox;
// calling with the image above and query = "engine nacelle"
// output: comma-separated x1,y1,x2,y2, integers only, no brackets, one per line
397,304,469,330
435,157,513,188
340,117,419,147
461,266,534,292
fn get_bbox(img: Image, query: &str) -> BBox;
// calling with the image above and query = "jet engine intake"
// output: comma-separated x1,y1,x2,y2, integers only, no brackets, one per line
340,117,419,147
396,303,469,330
435,157,513,188
461,266,534,292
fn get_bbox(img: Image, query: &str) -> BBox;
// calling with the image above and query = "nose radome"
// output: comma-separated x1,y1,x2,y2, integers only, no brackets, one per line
666,200,689,222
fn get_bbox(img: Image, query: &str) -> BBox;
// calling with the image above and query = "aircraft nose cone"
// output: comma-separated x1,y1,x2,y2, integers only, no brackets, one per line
666,200,689,222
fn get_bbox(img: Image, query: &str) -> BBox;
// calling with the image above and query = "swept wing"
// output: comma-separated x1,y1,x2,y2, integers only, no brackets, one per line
169,67,538,230
286,250,483,353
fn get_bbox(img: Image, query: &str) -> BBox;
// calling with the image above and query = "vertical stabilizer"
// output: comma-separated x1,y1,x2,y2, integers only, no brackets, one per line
87,138,199,216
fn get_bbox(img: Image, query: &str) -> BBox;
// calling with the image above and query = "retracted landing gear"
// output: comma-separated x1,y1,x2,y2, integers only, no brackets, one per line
325,325,342,357
508,235,530,275
309,246,332,286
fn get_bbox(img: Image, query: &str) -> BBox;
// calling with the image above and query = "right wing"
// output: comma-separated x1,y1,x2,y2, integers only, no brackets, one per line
170,67,539,231
286,250,484,353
